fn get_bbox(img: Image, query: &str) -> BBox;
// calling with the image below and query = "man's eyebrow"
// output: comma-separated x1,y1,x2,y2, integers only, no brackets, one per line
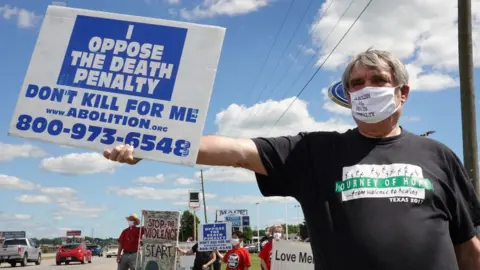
349,77,363,84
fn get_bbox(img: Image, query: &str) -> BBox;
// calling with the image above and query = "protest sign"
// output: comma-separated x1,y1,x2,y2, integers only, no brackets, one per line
8,5,226,166
271,241,314,270
175,242,195,270
198,223,232,252
141,210,181,270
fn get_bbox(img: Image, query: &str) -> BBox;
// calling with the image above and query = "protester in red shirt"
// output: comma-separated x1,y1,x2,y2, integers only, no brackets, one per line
259,224,283,270
117,213,144,270
216,231,251,270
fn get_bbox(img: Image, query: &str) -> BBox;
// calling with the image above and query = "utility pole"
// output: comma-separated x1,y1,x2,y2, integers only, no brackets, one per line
256,203,260,251
284,204,289,240
200,169,208,223
193,209,197,241
458,0,480,194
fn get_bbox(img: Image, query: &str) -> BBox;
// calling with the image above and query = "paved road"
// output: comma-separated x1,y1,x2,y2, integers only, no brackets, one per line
0,256,118,269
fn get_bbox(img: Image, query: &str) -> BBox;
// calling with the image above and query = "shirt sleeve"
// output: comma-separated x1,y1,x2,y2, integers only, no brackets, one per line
242,249,251,267
446,149,480,244
258,244,266,260
191,243,198,253
118,230,125,245
222,250,230,263
252,132,335,198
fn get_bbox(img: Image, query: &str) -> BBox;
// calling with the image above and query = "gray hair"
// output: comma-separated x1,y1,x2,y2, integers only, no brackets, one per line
341,49,409,92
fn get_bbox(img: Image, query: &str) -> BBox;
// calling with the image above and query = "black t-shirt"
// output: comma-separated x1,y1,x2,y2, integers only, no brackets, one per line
253,128,480,270
191,243,212,270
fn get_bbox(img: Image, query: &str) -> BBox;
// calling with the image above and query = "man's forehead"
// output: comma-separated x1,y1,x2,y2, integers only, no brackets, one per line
349,62,392,79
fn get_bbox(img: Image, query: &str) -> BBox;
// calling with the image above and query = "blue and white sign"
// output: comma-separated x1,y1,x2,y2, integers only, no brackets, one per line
327,81,350,108
8,5,226,166
242,216,250,226
198,223,232,252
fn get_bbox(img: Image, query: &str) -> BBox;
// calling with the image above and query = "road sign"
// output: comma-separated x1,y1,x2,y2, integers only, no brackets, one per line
328,81,350,108
242,216,250,226
66,230,81,236
189,190,200,209
0,231,26,239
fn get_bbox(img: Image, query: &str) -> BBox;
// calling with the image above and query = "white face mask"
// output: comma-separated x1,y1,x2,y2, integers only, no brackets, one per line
230,238,240,246
273,233,282,240
349,86,401,124
127,220,135,227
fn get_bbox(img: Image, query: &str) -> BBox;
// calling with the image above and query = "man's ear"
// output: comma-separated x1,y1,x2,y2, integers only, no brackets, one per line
400,84,410,104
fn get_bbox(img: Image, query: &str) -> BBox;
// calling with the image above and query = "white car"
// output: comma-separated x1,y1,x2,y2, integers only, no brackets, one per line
105,246,120,258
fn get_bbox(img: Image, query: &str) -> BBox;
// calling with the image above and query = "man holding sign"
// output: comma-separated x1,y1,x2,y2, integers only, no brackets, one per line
106,49,480,270
259,224,283,270
117,213,144,270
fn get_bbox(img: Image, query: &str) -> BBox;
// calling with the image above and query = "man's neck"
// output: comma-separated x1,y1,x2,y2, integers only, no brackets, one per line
358,125,401,138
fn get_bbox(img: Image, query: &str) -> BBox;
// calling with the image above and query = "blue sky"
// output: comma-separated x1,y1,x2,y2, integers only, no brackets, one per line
0,0,478,239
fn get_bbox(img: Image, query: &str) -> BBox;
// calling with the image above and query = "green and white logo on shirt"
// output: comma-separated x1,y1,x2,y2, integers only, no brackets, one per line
336,164,433,202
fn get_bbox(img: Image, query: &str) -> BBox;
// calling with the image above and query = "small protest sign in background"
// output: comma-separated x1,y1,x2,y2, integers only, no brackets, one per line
271,241,314,270
198,222,232,252
175,242,195,270
141,210,180,270
9,5,225,166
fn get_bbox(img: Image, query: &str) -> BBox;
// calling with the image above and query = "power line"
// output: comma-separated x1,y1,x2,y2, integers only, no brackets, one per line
266,0,373,136
278,0,355,101
222,0,297,136
249,0,316,108
243,0,352,133
229,0,337,136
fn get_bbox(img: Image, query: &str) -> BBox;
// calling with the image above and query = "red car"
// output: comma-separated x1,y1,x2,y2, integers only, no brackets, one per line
56,243,92,265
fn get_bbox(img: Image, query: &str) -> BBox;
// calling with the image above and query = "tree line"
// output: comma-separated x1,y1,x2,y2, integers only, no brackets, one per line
34,211,309,246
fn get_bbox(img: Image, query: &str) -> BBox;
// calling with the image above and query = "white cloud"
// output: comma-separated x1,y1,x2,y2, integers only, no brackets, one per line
135,174,165,184
40,152,121,175
0,5,41,28
298,45,316,55
320,88,351,116
405,64,458,91
53,216,63,221
53,200,107,219
195,167,255,182
216,97,354,138
180,0,272,20
173,201,188,206
0,213,31,220
309,0,477,91
168,8,178,18
175,178,197,185
0,175,37,190
0,143,47,161
15,195,51,204
221,195,297,204
167,0,180,4
40,187,77,196
108,186,216,201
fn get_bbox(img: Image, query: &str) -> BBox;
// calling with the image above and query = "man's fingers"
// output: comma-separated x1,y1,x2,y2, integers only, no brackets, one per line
104,144,141,164
108,145,123,162
103,149,111,159
116,145,129,162
123,145,135,164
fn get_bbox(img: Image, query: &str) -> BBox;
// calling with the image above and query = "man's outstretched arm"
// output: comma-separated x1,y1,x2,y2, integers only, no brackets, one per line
455,236,480,270
103,135,266,175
